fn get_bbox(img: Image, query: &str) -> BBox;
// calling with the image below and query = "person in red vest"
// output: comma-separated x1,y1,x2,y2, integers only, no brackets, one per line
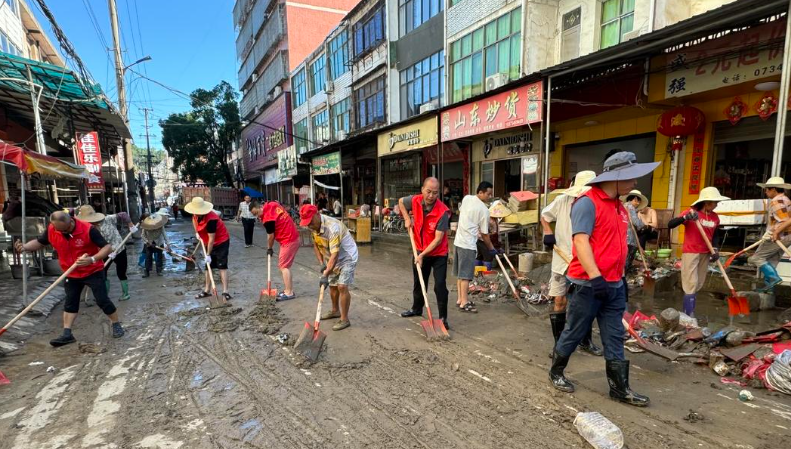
15,211,125,346
250,200,300,300
549,151,660,407
398,177,452,330
185,197,232,301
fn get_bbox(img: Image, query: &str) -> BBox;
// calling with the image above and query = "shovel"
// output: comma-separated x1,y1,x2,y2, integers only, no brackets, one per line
621,317,679,361
260,252,278,300
694,221,748,324
196,234,224,308
407,228,449,341
723,239,763,268
628,220,655,294
155,246,195,263
500,251,521,279
294,285,327,362
495,254,521,301
104,222,139,267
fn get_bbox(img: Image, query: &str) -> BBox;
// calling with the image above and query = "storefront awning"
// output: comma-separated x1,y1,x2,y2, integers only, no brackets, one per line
0,139,89,179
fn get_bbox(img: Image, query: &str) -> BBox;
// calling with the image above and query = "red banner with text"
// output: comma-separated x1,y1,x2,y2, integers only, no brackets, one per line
76,131,104,191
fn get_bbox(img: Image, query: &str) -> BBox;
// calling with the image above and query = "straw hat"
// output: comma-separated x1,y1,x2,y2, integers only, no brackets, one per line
184,197,214,215
156,207,173,217
141,213,167,230
564,170,597,198
76,205,105,223
620,189,648,210
756,176,791,189
692,186,730,206
489,201,513,218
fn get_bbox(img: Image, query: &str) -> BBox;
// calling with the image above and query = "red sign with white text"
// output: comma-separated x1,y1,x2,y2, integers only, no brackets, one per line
76,132,104,190
441,81,543,142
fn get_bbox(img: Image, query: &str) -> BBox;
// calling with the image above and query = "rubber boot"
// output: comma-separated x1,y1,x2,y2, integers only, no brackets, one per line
549,351,575,393
683,294,696,317
548,312,566,358
578,328,603,356
757,263,782,293
119,280,130,301
606,360,650,407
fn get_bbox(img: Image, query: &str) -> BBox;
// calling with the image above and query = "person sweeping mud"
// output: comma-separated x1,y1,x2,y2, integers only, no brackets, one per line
540,171,602,357
667,186,728,316
397,177,452,329
251,200,299,300
140,213,170,278
622,190,647,272
748,177,791,292
549,151,659,407
76,205,136,302
453,181,496,315
15,211,125,346
301,204,358,331
185,197,232,301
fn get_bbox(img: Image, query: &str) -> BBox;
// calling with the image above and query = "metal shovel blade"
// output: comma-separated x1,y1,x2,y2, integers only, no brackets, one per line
420,318,449,341
295,322,326,362
623,318,679,361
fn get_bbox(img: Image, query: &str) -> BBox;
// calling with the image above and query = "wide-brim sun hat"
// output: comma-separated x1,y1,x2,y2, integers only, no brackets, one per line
756,176,791,189
76,205,105,223
620,189,648,210
184,197,214,215
692,186,730,206
564,170,597,198
588,152,661,184
156,207,173,217
141,213,168,230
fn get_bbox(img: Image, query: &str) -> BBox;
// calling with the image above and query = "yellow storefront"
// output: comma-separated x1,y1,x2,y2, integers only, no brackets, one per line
377,115,438,207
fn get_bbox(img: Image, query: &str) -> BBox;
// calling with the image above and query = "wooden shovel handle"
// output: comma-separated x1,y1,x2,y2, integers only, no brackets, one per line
495,254,520,300
104,222,139,267
313,285,325,331
407,227,435,321
724,239,764,268
553,247,571,264
693,220,736,292
775,239,791,259
628,219,650,274
196,234,221,305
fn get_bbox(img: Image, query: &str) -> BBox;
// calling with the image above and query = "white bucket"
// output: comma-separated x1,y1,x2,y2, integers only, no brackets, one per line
518,252,534,273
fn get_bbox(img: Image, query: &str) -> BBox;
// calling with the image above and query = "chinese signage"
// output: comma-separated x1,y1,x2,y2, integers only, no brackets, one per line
76,131,104,190
311,151,340,175
441,81,543,142
377,116,438,156
278,145,297,181
241,95,292,172
688,129,705,195
663,18,786,99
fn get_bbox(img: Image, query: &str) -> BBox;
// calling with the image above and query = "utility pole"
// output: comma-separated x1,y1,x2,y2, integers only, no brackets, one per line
108,0,139,222
142,107,156,214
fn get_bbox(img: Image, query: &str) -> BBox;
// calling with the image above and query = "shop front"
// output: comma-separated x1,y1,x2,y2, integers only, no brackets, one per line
377,115,438,208
310,151,341,211
240,95,292,192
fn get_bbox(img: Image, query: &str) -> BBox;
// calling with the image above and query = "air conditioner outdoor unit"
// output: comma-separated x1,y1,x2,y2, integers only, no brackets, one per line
485,73,508,92
325,80,334,93
272,86,283,98
419,101,438,114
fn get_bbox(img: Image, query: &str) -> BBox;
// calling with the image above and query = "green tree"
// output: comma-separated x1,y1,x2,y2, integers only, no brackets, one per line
131,144,164,172
159,81,240,186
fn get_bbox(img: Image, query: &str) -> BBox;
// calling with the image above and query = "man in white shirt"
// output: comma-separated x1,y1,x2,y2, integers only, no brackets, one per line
333,198,342,217
453,182,496,313
236,194,256,248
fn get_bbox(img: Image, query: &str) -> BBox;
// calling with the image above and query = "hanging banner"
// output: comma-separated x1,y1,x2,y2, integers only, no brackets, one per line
688,130,706,195
76,131,104,190
311,151,340,175
278,145,297,181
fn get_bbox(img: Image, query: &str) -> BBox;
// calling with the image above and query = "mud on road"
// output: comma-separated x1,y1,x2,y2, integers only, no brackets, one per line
0,220,789,448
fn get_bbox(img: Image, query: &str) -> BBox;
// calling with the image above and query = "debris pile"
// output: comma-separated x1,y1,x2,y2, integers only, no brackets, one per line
467,270,549,305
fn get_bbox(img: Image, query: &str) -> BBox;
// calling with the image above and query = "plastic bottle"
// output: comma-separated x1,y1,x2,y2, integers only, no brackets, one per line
573,412,624,449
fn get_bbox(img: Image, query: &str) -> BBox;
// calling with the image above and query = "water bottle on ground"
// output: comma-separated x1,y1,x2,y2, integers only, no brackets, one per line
573,412,624,449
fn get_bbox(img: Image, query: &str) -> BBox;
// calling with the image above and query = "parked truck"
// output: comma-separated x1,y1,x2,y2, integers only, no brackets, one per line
181,186,239,219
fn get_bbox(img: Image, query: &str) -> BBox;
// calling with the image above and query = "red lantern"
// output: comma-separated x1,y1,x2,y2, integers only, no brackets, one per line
656,106,706,137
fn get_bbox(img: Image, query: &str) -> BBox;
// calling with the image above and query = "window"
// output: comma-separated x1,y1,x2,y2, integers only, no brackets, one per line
449,8,521,103
354,76,385,129
328,31,349,79
600,0,634,49
398,0,444,37
353,6,384,58
294,118,309,154
331,98,351,140
561,8,581,62
400,49,444,118
450,0,462,5
292,69,307,106
312,110,330,147
481,161,494,187
0,30,20,57
3,0,17,16
310,55,326,96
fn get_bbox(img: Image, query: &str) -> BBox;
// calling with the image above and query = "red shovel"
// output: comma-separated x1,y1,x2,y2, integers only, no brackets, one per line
694,221,749,323
260,252,278,300
294,284,327,362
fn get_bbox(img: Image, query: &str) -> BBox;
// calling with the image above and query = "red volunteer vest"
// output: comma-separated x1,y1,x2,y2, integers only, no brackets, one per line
194,211,230,246
48,219,105,278
411,194,450,257
567,186,628,282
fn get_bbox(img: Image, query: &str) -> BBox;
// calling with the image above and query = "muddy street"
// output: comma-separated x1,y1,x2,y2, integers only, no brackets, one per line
1,220,790,448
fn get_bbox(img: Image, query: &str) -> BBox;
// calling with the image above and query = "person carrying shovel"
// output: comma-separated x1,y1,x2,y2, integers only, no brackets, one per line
185,197,232,301
15,211,125,346
140,213,170,278
667,186,728,317
250,200,299,301
540,170,602,357
748,177,791,292
550,151,659,407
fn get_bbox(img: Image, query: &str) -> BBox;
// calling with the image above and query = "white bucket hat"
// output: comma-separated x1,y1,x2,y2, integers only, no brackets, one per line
692,186,730,206
588,152,661,184
564,170,597,198
184,197,214,215
620,190,648,210
756,176,791,189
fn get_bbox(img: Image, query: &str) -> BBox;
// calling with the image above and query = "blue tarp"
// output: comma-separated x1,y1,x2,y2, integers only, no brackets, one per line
242,187,264,198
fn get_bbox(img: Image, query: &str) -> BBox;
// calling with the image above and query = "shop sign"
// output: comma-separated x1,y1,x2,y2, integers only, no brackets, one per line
441,81,543,142
522,155,538,175
278,145,297,181
264,168,279,185
241,95,292,171
377,116,438,156
76,131,104,190
312,151,340,175
663,18,786,99
483,132,534,158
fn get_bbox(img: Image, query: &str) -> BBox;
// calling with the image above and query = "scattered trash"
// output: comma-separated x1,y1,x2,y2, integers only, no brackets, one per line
658,308,680,332
0,370,9,385
28,361,44,366
78,343,106,354
765,350,791,395
712,360,730,376
720,377,747,387
677,312,698,329
573,411,624,449
452,362,459,372
738,390,754,402
46,366,56,373
275,333,289,344
683,411,705,423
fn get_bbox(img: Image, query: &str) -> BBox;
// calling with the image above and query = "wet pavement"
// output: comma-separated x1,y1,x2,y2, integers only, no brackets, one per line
0,218,789,448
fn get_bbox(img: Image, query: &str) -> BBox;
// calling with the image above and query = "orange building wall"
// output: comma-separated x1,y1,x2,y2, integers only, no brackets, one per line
285,0,359,71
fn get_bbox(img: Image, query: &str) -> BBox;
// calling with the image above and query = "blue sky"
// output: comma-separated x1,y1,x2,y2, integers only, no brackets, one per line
31,0,238,150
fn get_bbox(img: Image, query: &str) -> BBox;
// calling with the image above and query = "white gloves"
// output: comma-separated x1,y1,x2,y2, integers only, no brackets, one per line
108,251,117,260
205,255,212,266
129,225,139,234
763,230,773,241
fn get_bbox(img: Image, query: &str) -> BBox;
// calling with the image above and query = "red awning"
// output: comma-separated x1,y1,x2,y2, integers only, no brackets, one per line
0,140,89,180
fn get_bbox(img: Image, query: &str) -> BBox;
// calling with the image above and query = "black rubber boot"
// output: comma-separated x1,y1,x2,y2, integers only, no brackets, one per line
549,351,575,393
606,360,650,407
579,328,603,356
548,312,566,358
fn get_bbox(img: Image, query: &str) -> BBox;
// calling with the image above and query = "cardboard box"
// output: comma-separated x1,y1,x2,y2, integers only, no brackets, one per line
516,210,538,225
509,191,539,211
715,199,767,226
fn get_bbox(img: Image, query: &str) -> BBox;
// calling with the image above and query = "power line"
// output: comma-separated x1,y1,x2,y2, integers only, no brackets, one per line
127,68,191,100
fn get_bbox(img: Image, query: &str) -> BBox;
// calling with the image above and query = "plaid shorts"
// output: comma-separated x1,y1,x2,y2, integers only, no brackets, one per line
329,262,356,286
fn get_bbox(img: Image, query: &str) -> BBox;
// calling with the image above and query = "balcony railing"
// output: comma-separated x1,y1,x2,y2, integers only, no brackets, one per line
239,51,288,119
237,4,285,89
